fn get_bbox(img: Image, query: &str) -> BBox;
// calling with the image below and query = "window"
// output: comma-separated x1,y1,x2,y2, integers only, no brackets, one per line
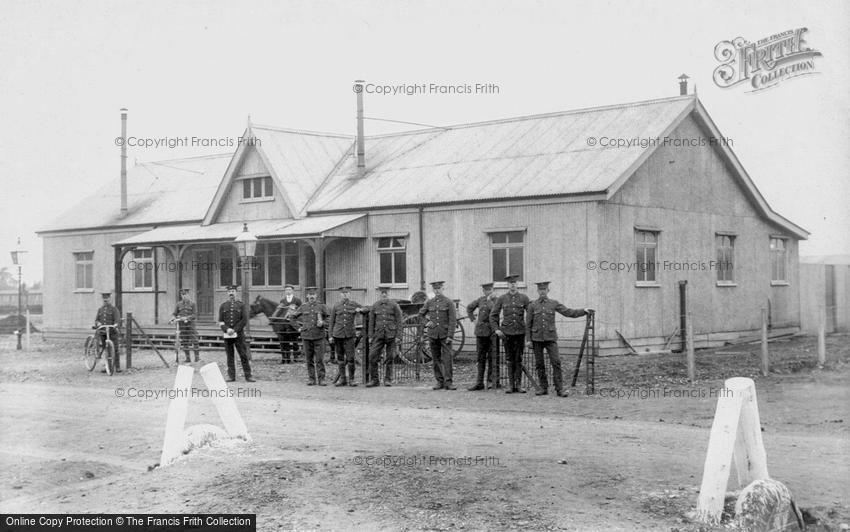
770,237,787,282
490,231,524,282
241,176,273,200
132,248,153,289
716,235,735,283
378,237,407,285
635,230,658,283
219,245,241,287
249,241,300,287
74,252,93,290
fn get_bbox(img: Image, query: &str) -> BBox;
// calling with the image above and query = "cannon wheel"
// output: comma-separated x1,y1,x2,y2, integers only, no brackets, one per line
397,315,466,364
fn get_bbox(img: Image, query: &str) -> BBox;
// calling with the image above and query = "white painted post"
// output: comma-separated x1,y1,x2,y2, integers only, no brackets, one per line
817,306,826,366
159,365,194,466
760,308,769,377
25,309,31,350
686,313,695,382
199,362,251,441
696,377,769,524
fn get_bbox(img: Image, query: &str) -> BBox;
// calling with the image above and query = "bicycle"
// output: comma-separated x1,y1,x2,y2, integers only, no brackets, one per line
84,324,120,376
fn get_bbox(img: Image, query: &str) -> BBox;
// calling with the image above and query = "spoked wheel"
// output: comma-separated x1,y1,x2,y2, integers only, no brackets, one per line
84,336,98,371
398,315,429,364
103,340,115,376
450,321,466,356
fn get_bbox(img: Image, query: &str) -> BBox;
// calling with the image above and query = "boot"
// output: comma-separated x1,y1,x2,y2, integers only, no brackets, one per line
347,365,358,387
384,365,393,386
468,383,484,391
335,364,348,386
184,351,191,363
365,380,380,388
194,351,200,363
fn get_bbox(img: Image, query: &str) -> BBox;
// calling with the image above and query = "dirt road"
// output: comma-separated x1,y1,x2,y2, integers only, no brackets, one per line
0,337,848,531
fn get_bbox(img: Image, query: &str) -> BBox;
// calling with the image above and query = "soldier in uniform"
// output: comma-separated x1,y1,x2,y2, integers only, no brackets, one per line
290,286,329,386
328,286,366,387
271,284,302,363
466,282,498,391
94,291,122,373
526,281,593,397
218,285,254,382
418,281,457,390
366,286,403,388
489,275,530,394
171,288,200,363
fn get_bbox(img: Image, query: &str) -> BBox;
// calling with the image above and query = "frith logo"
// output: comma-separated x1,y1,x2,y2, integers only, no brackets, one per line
713,28,822,92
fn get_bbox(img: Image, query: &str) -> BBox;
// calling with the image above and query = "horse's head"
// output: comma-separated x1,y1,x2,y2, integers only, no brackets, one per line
249,295,267,318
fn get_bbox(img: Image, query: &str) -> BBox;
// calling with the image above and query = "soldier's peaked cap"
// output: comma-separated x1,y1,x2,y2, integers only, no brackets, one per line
305,286,318,293
376,286,389,292
225,285,239,290
481,282,494,289
535,281,551,289
284,284,295,289
429,280,445,288
179,288,191,294
100,292,111,298
504,275,520,282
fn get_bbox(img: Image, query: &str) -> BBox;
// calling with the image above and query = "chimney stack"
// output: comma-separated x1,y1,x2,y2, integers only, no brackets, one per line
678,74,690,96
354,80,366,178
120,108,128,217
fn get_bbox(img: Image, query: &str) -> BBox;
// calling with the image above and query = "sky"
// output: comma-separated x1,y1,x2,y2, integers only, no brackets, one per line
1,0,848,284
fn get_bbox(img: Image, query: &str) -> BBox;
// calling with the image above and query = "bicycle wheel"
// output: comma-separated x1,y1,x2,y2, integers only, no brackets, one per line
398,314,428,364
103,340,115,376
84,336,98,371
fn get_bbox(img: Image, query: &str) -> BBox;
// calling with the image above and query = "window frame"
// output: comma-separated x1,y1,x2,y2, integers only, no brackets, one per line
635,229,660,287
487,229,526,287
376,236,407,287
715,233,736,286
73,251,94,292
247,241,301,288
770,236,789,285
238,174,274,203
130,247,154,291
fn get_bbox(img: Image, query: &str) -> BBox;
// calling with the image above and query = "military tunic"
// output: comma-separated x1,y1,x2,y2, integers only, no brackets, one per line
418,294,457,387
291,301,330,383
218,298,251,380
173,299,200,360
329,299,363,384
367,298,404,384
94,303,122,369
466,294,499,387
489,291,530,392
525,296,587,393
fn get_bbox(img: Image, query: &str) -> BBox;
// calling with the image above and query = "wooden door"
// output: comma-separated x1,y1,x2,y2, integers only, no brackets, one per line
195,250,215,319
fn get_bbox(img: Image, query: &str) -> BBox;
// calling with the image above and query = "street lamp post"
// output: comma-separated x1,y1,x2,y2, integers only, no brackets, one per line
9,238,27,351
234,223,257,354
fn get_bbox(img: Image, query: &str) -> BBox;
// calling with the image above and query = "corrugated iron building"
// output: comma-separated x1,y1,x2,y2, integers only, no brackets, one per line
37,94,808,352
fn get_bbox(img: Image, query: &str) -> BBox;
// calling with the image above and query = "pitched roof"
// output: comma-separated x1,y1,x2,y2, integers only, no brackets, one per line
308,96,695,212
39,153,233,233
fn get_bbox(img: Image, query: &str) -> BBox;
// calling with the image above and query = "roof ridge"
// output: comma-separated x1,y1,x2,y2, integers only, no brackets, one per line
251,123,354,139
136,152,234,165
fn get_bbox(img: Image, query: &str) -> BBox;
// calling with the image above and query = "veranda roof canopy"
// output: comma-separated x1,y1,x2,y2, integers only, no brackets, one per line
113,214,366,247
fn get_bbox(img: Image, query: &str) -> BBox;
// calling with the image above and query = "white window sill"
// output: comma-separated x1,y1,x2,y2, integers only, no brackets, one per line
74,289,94,293
378,284,408,290
770,281,790,286
635,282,661,288
493,282,528,289
716,282,738,287
240,197,274,204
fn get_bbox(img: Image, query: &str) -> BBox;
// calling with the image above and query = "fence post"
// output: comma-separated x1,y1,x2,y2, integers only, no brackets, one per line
817,306,826,366
760,308,769,377
362,312,369,385
686,312,695,382
126,312,134,369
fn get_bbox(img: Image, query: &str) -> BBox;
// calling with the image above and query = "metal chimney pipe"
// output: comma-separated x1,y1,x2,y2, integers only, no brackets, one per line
120,108,128,216
354,80,365,177
678,74,689,96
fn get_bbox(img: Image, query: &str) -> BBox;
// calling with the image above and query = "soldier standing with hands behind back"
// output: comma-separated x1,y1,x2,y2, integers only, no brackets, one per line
366,286,404,387
328,286,366,387
466,282,499,390
291,286,329,386
171,288,200,363
419,281,457,390
525,281,593,397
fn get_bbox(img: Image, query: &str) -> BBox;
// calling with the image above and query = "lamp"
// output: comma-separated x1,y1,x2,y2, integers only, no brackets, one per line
9,237,27,350
233,223,257,349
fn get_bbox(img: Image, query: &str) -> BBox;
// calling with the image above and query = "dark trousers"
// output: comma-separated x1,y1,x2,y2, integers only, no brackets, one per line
334,337,356,381
98,329,121,370
277,324,300,362
368,336,395,383
504,334,525,390
429,337,453,386
474,334,499,386
178,326,200,361
532,340,563,392
303,338,326,382
224,336,251,379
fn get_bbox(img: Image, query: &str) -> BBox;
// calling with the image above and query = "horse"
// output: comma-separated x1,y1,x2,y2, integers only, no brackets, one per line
250,295,301,363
